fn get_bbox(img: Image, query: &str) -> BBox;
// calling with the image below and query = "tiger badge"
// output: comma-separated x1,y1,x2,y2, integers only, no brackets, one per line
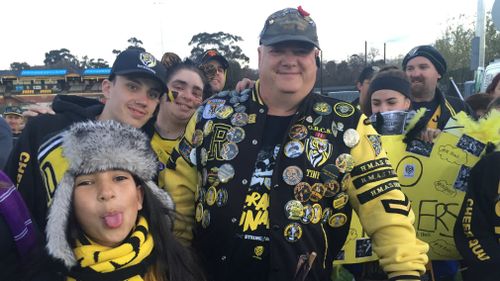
305,136,333,168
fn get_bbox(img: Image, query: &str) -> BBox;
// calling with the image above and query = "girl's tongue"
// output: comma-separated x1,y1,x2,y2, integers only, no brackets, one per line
103,213,123,228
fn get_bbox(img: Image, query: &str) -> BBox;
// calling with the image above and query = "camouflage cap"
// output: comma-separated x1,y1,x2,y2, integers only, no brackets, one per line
259,6,320,49
3,106,23,117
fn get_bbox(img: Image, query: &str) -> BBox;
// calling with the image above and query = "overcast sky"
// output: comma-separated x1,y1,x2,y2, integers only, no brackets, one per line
1,0,496,70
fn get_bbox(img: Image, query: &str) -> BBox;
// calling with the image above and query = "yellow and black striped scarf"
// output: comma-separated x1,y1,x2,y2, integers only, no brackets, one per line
68,216,155,281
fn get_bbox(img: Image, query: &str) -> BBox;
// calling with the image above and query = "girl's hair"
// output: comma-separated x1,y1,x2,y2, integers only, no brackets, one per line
65,175,205,281
136,176,206,281
486,72,500,95
161,52,211,100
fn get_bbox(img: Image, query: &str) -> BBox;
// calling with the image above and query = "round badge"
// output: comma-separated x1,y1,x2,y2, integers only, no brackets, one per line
343,128,360,148
320,164,340,183
226,127,246,143
221,142,239,161
201,209,211,228
203,120,214,136
293,182,312,202
217,91,229,97
195,185,206,202
189,149,197,165
234,104,246,113
335,153,355,173
341,173,351,191
283,166,303,186
229,96,239,104
200,147,208,166
333,192,349,209
284,140,304,159
208,167,219,185
313,116,323,126
333,102,355,118
289,124,308,140
202,168,208,186
311,203,323,224
321,207,332,224
284,200,304,220
205,186,217,206
195,203,204,223
313,102,332,116
216,105,234,119
216,188,229,207
309,183,325,202
231,112,249,127
301,204,313,224
239,93,249,103
192,129,204,147
324,180,341,197
218,163,235,183
284,222,303,243
328,213,348,228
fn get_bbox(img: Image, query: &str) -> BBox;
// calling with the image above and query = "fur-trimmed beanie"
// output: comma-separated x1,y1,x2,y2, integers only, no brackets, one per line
46,120,173,268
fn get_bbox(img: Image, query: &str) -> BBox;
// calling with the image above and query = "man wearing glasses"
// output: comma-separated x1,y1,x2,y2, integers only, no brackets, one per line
197,49,229,97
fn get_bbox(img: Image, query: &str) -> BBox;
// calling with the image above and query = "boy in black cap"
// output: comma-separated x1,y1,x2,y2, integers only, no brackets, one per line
5,47,167,235
197,48,229,96
402,45,474,133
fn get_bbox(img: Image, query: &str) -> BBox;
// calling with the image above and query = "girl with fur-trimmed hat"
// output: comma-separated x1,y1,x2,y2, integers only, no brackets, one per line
45,120,205,281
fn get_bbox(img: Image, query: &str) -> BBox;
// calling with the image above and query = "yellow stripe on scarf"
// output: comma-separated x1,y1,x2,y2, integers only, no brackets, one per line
70,216,154,280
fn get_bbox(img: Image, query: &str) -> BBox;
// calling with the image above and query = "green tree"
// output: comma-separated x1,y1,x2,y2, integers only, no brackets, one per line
188,32,250,66
112,37,144,56
10,62,30,71
434,14,475,84
81,56,109,69
485,13,500,63
43,48,80,69
127,37,143,48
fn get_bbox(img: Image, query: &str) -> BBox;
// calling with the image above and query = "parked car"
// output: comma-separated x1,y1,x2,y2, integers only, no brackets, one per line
480,59,500,92
319,90,359,102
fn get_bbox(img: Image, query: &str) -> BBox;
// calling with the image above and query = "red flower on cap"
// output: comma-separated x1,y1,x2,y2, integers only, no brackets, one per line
206,50,218,57
297,6,310,17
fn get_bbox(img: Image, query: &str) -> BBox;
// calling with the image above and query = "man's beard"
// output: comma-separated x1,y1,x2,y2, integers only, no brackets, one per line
410,80,433,100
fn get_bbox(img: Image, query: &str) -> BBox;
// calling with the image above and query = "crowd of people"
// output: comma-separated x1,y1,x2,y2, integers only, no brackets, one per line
0,5,499,281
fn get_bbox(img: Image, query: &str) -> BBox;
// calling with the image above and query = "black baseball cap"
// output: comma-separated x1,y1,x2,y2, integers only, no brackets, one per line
110,48,168,94
259,6,320,49
197,49,229,69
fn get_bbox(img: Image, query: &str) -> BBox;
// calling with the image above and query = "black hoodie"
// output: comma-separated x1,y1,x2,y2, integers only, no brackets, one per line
5,95,105,232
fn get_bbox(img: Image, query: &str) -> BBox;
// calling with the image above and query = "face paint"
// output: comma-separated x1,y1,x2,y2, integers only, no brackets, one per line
166,90,179,102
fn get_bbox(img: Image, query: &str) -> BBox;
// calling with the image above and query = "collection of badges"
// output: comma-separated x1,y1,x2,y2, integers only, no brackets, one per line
194,94,362,243
195,91,254,229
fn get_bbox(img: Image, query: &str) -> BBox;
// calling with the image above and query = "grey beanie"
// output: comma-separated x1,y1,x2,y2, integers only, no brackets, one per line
46,120,173,268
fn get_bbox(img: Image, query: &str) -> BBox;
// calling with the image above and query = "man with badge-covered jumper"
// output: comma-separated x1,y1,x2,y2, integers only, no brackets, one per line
165,6,428,281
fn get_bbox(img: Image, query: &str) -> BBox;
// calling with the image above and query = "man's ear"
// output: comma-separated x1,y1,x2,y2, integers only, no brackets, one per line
315,49,321,68
102,79,112,99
